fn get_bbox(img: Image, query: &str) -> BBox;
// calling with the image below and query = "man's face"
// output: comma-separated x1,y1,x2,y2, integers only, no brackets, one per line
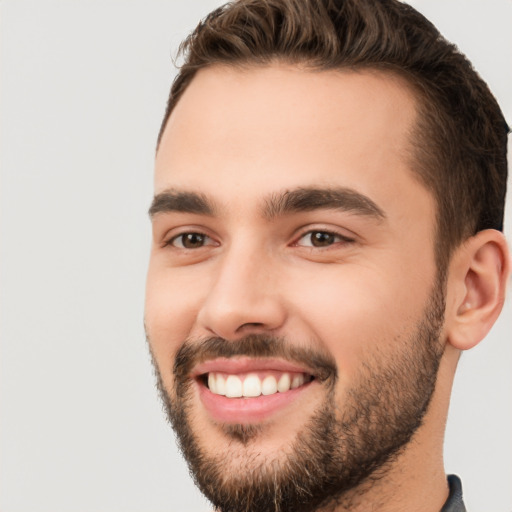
145,65,445,511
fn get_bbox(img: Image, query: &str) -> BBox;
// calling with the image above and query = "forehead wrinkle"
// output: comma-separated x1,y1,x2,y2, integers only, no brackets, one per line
262,187,386,221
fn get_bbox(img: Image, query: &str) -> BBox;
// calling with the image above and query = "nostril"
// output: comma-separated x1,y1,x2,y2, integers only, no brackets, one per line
197,293,287,340
236,322,266,334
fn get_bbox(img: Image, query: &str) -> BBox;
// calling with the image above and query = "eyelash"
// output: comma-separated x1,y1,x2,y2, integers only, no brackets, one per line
164,232,215,249
294,229,355,248
164,229,354,250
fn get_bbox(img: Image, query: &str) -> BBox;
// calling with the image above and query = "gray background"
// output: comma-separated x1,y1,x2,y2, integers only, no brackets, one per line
0,1,510,511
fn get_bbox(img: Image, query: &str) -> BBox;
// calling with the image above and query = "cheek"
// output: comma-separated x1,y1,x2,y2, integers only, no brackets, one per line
144,263,205,364
285,264,431,378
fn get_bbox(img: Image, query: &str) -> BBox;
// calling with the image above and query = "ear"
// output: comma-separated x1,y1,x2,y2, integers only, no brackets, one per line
445,229,510,351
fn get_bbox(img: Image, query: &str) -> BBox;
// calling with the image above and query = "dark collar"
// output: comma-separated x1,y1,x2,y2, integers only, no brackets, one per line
440,475,466,512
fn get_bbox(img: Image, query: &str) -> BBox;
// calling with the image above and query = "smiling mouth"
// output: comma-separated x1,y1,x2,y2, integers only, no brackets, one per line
201,371,314,398
192,359,320,423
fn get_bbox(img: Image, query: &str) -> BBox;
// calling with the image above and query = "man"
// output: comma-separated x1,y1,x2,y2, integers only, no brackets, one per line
144,0,510,510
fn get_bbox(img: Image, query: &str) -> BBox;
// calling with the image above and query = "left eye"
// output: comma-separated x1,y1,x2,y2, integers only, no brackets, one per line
168,232,214,249
296,230,348,248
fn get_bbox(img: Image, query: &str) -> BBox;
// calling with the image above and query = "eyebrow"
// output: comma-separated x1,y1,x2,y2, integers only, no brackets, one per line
148,186,385,221
263,187,386,221
148,190,215,218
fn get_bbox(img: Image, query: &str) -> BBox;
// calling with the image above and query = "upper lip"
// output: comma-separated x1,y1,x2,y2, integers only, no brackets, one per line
190,357,314,378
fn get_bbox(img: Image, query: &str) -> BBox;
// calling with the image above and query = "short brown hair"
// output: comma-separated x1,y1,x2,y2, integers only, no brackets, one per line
157,0,508,267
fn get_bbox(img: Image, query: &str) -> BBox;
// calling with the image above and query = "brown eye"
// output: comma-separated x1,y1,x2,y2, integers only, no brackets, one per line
171,233,210,249
296,230,351,248
310,231,336,247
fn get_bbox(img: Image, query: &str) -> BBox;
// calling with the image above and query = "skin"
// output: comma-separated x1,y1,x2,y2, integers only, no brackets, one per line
145,64,509,511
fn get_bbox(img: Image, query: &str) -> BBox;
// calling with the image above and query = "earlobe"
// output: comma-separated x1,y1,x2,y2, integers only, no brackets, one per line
446,229,510,351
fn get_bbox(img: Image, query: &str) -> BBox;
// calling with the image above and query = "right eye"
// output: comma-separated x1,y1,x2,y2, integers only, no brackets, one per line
167,232,215,249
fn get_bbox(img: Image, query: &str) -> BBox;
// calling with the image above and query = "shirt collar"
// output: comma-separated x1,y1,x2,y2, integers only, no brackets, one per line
440,475,466,512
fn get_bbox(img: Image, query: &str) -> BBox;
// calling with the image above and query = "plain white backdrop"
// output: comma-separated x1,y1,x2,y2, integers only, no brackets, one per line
0,1,510,511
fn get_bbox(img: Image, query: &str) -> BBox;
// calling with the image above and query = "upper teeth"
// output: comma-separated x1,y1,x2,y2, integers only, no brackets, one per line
207,372,308,398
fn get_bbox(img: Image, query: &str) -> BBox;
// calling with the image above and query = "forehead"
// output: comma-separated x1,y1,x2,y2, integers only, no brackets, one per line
155,64,428,217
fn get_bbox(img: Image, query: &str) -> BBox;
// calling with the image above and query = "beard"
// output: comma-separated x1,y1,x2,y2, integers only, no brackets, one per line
148,281,446,512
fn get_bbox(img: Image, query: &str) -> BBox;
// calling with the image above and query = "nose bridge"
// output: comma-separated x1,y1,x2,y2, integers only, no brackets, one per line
197,234,285,338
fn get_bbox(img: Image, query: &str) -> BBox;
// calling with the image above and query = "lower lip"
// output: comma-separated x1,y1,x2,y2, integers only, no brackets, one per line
197,380,314,424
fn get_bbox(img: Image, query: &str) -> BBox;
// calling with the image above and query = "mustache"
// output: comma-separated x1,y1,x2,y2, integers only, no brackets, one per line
173,334,338,383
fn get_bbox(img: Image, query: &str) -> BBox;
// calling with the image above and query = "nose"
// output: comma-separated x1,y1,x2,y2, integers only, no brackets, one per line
196,242,287,340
